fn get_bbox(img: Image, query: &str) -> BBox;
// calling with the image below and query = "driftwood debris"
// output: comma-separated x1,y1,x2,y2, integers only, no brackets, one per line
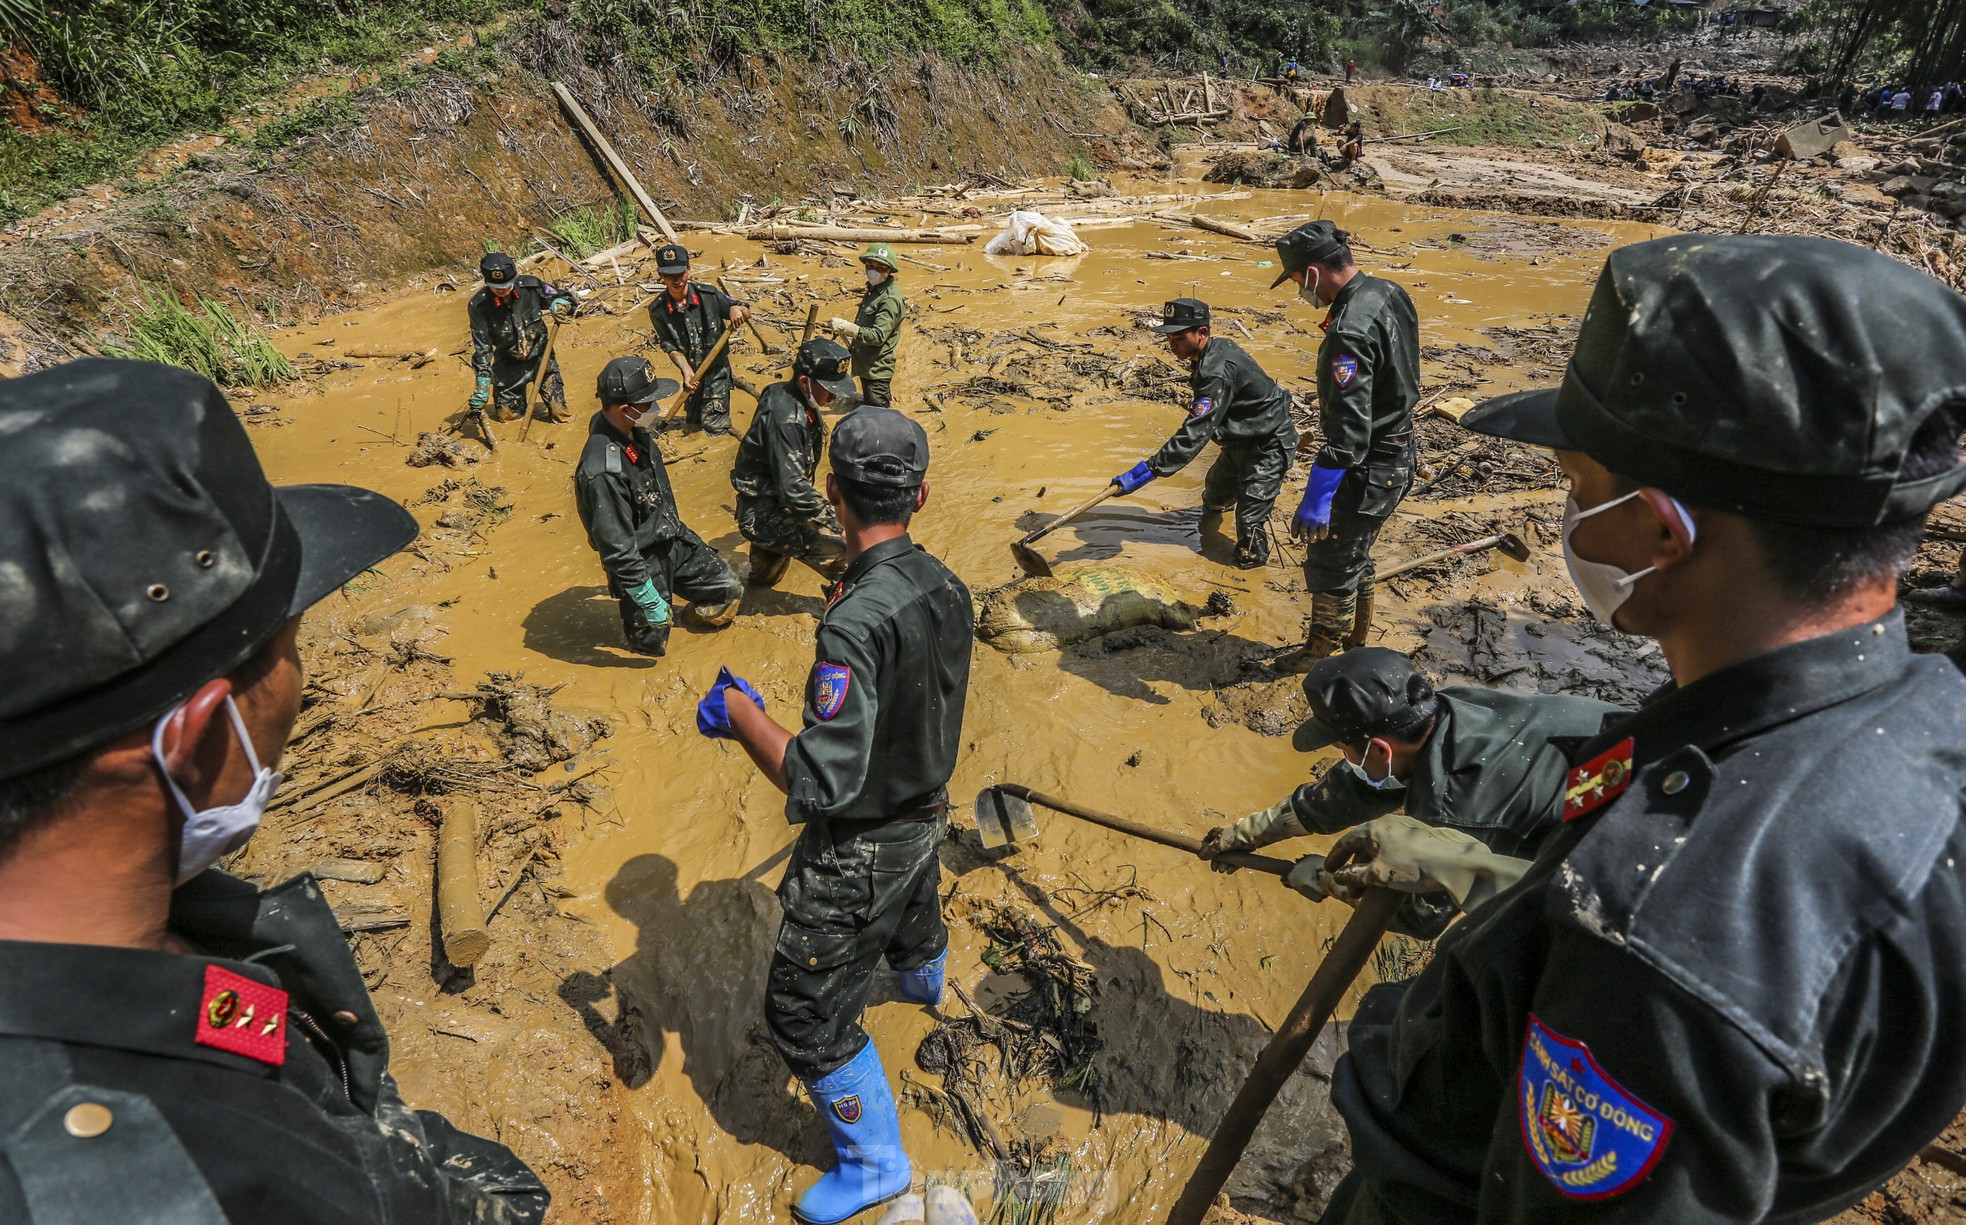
438,799,492,967
551,81,681,245
753,223,978,244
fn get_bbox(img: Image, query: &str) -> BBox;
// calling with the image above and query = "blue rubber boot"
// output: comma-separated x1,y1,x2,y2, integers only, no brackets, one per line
896,950,946,1006
795,1043,912,1224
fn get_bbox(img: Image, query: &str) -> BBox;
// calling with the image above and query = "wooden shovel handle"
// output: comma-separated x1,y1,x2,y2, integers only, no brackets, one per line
997,785,1296,876
1166,888,1403,1224
1018,483,1121,547
659,327,732,422
1374,533,1503,584
718,276,778,353
517,316,565,443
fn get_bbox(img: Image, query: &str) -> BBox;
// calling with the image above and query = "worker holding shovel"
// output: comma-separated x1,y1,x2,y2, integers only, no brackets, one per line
1198,647,1624,936
730,337,856,588
1110,297,1298,570
1314,235,1966,1221
467,250,573,423
696,408,971,1225
651,243,748,436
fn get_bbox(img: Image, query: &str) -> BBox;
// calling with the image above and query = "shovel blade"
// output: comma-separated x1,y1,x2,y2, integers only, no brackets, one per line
973,786,1039,849
1009,540,1054,579
1496,531,1531,563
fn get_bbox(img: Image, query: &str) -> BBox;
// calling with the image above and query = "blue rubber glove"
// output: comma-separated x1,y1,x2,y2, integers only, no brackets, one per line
468,375,492,409
1114,462,1156,495
1293,464,1347,540
696,667,765,739
624,577,671,627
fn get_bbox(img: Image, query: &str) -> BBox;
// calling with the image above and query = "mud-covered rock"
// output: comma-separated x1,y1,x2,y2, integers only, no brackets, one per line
975,564,1198,653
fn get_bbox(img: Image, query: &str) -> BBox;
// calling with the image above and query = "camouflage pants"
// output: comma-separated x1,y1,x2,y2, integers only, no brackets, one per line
680,363,733,435
1201,437,1292,567
490,352,566,422
608,532,742,656
767,813,948,1081
736,497,848,585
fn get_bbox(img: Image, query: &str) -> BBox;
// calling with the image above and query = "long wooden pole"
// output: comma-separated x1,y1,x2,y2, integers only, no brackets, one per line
1165,888,1403,1224
718,276,780,354
658,327,731,423
517,316,565,442
551,81,681,245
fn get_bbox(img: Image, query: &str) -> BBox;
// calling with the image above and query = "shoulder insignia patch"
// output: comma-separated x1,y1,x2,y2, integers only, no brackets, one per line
812,662,851,721
605,444,622,474
1563,736,1634,821
1520,1015,1673,1199
831,1094,862,1125
1190,396,1216,418
1331,355,1359,388
195,964,289,1066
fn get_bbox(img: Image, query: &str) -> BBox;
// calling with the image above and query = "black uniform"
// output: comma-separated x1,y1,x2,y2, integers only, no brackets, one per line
0,871,547,1223
573,412,740,655
1324,614,1966,1221
1305,273,1421,598
468,275,568,421
730,380,847,584
1147,336,1299,567
767,535,973,1081
651,283,743,435
1283,687,1625,936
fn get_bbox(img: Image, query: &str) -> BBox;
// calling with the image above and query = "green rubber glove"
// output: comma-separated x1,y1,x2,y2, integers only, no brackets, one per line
549,296,575,319
625,577,671,627
468,375,491,409
1197,799,1307,873
1325,815,1531,912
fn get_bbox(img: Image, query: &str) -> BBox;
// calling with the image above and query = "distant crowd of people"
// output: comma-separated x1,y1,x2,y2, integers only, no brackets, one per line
1856,81,1966,118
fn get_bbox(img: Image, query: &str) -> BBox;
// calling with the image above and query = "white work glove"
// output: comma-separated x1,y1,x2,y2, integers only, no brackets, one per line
1197,800,1308,874
1284,853,1331,901
1324,815,1531,912
828,315,862,340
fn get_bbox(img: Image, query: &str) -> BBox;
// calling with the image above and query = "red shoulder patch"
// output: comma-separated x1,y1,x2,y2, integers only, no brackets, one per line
195,964,289,1065
1563,737,1635,822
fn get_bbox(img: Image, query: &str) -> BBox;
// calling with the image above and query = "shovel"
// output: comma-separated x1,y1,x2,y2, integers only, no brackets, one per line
1374,530,1529,584
974,784,1296,876
658,326,732,424
1009,484,1121,579
517,316,566,443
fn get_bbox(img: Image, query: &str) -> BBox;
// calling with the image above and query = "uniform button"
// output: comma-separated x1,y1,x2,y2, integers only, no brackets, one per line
63,1103,113,1138
333,1010,360,1026
1661,771,1690,796
809,957,819,967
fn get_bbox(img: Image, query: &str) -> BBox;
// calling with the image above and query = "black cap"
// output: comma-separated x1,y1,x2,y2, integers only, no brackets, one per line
596,356,677,405
0,359,418,780
655,244,690,275
1291,647,1434,752
1463,235,1966,527
830,406,930,487
794,337,860,405
1271,220,1351,289
1150,298,1210,334
480,251,518,289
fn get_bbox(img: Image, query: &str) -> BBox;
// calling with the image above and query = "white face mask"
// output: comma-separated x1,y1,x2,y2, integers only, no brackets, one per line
1561,490,1697,626
1346,741,1405,790
151,697,284,886
865,268,887,287
1297,268,1321,304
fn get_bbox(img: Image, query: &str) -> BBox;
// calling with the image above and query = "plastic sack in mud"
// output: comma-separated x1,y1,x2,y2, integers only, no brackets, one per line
982,209,1091,257
975,564,1197,653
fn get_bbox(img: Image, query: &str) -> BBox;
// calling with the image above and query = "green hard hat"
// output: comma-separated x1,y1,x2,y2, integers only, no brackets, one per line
861,243,898,271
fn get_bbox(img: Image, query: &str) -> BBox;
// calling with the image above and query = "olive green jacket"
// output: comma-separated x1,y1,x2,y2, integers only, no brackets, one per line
849,278,906,381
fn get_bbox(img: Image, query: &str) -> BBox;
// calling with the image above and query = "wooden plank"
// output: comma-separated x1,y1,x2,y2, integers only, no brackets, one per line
551,81,681,245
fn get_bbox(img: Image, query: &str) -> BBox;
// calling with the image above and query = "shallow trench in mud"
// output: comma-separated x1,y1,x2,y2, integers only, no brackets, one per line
237,180,1673,1222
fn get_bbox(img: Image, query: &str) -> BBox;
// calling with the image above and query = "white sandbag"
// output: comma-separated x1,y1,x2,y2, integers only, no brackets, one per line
983,209,1091,257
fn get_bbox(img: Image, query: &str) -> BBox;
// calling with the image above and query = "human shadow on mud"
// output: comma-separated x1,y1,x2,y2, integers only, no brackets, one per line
523,586,657,669
949,849,1348,1147
558,852,817,1165
1017,504,1236,571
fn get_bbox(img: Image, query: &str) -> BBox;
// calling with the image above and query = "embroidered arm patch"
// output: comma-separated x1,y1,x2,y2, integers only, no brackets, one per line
1190,396,1215,418
1519,1015,1672,1199
811,662,851,721
1331,355,1359,387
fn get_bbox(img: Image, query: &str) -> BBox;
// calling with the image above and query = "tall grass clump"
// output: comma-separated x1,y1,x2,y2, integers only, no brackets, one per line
106,283,296,386
550,195,638,258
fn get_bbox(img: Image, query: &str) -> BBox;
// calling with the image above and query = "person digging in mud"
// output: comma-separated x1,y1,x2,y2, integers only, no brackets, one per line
1197,647,1624,937
573,356,742,658
696,407,972,1225
1111,297,1298,570
1286,114,1317,157
468,250,573,423
731,337,856,589
1269,220,1419,670
650,243,748,436
829,242,906,408
0,358,548,1223
1313,235,1966,1222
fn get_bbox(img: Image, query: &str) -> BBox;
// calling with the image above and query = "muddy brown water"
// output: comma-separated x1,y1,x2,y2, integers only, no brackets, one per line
247,181,1667,1221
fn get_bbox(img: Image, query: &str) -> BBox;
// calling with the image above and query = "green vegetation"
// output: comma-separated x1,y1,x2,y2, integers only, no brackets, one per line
1065,153,1096,181
104,283,296,386
1370,87,1602,147
550,196,638,259
1786,0,1966,84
